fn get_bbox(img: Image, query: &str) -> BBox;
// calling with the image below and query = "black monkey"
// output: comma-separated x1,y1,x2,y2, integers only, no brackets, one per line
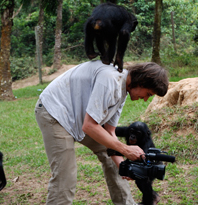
0,152,7,191
107,121,160,205
115,121,155,152
84,2,138,72
106,0,117,3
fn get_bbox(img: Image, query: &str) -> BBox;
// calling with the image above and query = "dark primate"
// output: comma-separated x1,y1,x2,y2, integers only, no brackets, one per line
84,2,138,72
115,121,155,152
108,121,161,205
106,0,117,3
0,152,7,191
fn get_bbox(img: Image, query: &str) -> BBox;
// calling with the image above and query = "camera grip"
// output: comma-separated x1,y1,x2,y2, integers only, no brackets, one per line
106,148,123,156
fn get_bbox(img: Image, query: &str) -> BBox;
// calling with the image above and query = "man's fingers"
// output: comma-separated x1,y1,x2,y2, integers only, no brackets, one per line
122,176,134,181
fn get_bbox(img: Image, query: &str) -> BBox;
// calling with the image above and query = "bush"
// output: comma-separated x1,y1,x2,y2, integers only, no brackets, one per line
193,47,198,57
161,52,198,78
43,51,54,67
10,57,37,81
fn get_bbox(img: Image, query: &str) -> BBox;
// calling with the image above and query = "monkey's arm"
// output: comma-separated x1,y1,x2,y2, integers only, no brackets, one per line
115,126,128,137
107,148,123,157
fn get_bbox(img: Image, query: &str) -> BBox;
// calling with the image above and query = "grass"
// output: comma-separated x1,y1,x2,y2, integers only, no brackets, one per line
0,77,198,204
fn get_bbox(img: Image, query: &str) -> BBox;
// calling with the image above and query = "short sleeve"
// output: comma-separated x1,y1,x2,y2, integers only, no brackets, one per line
86,81,113,124
106,99,126,126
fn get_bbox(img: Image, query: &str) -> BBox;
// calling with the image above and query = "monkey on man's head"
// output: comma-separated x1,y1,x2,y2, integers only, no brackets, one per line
84,2,138,72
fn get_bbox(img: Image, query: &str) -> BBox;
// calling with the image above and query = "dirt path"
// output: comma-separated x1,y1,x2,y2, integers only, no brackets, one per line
12,62,135,90
12,64,76,90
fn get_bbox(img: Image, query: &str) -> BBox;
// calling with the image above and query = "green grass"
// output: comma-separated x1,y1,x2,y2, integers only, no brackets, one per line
0,77,198,204
119,95,154,125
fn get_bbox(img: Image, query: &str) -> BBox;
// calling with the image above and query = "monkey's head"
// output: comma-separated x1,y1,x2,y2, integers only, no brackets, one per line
127,121,151,146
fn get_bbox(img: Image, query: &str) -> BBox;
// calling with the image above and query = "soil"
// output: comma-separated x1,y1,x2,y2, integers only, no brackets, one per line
12,64,76,90
12,61,136,90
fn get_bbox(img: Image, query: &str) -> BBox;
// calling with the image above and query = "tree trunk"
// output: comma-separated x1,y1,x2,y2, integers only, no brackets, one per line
171,11,177,52
151,0,162,65
0,0,15,101
38,0,44,66
53,0,63,70
35,26,43,84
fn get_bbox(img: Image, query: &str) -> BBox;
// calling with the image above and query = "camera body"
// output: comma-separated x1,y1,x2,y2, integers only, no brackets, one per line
119,148,175,180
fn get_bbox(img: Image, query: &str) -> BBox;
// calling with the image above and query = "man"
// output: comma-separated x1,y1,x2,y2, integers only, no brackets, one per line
35,60,168,205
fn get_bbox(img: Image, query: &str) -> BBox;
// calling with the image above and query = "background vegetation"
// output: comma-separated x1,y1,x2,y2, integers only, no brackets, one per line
6,0,198,80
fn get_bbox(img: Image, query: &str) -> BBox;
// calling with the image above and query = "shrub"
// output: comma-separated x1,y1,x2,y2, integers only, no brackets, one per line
10,57,37,81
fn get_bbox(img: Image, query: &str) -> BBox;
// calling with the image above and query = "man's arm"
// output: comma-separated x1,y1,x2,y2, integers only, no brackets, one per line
103,123,125,168
82,113,145,162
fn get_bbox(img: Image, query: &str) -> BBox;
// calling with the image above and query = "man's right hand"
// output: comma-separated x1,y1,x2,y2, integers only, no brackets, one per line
123,145,145,161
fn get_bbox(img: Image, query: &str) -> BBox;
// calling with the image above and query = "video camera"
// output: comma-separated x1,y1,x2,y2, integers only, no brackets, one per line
119,148,175,180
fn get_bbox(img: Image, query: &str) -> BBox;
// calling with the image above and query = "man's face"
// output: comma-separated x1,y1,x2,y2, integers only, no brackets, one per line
127,87,155,102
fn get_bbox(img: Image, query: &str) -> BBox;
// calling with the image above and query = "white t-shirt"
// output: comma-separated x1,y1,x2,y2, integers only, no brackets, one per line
40,60,128,141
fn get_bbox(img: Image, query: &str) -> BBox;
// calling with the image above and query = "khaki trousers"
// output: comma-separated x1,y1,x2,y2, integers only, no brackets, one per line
35,99,136,205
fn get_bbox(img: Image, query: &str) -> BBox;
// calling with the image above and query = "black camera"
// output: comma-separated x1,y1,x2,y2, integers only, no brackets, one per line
119,148,175,180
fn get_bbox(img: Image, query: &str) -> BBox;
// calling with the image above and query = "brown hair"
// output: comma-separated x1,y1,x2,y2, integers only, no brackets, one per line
127,62,169,97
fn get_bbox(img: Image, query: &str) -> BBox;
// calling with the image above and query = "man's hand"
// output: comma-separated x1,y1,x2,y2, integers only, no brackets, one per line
123,145,145,161
122,176,134,181
82,113,144,162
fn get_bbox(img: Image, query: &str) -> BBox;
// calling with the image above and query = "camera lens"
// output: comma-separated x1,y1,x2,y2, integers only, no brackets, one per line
151,164,166,180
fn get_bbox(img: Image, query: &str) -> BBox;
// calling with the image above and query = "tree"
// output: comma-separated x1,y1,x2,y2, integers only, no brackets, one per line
151,0,162,64
38,0,44,66
53,0,63,70
0,0,38,101
0,0,15,100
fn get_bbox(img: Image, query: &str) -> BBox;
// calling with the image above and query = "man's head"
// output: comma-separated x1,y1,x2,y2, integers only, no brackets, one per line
127,62,169,98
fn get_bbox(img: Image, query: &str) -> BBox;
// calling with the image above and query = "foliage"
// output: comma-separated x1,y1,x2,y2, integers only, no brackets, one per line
61,0,99,58
129,0,155,55
10,56,37,81
11,10,38,57
0,0,14,14
1,0,198,80
160,0,198,54
42,0,58,15
161,51,198,78
10,1,70,57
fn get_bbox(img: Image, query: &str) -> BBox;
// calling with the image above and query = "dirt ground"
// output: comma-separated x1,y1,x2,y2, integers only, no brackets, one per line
12,62,136,90
12,64,76,90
